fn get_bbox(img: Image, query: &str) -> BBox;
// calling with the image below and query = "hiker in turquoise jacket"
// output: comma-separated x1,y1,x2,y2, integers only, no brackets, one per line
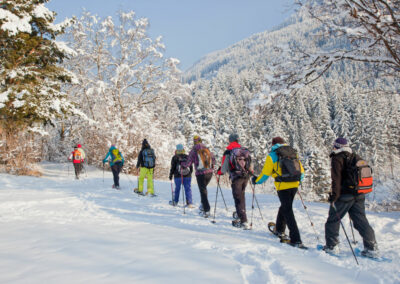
103,145,124,189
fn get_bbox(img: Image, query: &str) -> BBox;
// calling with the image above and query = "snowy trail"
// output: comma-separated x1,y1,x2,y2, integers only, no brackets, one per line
0,163,398,284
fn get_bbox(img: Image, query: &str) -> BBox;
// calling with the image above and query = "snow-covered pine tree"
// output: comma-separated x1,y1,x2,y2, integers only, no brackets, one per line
0,0,81,173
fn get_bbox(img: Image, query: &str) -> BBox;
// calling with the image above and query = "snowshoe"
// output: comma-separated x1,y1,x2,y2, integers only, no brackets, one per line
268,222,290,243
186,203,195,209
133,188,145,196
199,211,210,218
232,219,251,230
145,192,157,197
169,200,177,206
288,242,308,250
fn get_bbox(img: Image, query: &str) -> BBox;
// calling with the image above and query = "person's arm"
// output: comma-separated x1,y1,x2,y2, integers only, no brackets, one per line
169,156,177,179
220,150,231,175
136,150,142,168
103,152,110,164
330,155,344,202
120,152,124,165
255,155,273,184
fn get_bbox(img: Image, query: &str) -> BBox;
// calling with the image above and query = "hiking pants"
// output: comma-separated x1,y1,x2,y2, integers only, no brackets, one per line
111,162,123,187
276,188,301,243
196,173,212,212
232,177,249,223
325,194,376,250
138,167,154,194
73,163,82,179
174,176,193,204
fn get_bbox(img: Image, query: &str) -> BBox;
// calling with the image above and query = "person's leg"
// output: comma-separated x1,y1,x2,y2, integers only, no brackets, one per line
147,168,154,194
138,167,146,192
277,188,301,243
74,163,79,179
325,198,354,248
196,174,211,212
232,178,247,223
183,177,192,204
349,196,377,250
174,177,182,203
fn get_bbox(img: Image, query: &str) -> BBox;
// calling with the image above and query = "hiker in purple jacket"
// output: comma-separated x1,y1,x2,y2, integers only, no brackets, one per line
181,135,215,217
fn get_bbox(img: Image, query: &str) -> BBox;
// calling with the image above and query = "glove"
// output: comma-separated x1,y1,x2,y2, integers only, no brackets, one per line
251,176,257,185
328,193,337,204
169,175,172,180
102,159,106,164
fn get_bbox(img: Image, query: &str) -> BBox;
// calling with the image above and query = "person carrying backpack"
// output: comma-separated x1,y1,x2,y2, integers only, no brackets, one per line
323,137,378,257
251,137,306,248
218,133,252,230
135,139,156,196
169,144,194,207
68,144,86,179
103,145,124,189
181,135,215,217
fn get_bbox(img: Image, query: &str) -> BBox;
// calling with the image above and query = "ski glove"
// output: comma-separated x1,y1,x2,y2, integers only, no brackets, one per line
251,176,257,185
328,193,337,203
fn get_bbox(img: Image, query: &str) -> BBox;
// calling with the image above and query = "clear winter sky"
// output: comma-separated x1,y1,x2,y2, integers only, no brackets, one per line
47,0,294,71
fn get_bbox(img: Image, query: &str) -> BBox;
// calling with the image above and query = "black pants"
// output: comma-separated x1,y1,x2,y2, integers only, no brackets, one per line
276,188,301,243
325,194,376,250
196,173,212,212
232,177,249,223
73,163,82,178
111,162,123,187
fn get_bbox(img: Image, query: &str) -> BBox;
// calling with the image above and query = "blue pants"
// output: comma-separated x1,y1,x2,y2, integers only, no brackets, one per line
174,177,192,204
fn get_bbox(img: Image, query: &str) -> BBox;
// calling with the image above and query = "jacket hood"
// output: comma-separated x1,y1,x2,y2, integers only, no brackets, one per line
271,143,285,152
226,141,241,150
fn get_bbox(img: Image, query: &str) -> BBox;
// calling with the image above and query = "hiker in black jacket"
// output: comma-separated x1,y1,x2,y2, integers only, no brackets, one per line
169,144,193,207
324,137,378,258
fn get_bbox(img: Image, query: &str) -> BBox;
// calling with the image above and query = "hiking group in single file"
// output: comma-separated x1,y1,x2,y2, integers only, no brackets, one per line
69,133,378,261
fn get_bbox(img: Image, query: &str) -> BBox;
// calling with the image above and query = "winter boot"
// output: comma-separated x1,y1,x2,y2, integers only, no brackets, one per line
361,247,380,258
322,245,340,254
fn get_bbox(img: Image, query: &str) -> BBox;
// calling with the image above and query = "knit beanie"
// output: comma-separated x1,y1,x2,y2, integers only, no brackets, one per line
333,137,348,149
193,135,202,145
272,137,285,145
142,139,149,147
176,144,184,151
228,133,239,143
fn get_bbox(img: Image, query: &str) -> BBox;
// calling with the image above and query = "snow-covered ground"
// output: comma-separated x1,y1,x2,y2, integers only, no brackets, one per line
0,163,398,284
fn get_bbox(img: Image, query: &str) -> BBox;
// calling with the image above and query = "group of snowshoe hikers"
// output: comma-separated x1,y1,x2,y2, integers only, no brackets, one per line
69,134,379,258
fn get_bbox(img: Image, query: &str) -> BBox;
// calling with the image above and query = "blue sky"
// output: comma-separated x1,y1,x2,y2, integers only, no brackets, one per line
47,0,294,71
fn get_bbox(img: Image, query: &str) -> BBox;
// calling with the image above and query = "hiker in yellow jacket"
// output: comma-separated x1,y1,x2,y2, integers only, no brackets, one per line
252,137,305,248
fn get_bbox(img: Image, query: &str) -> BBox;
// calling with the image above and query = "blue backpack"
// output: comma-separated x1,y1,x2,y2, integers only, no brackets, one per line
142,148,156,168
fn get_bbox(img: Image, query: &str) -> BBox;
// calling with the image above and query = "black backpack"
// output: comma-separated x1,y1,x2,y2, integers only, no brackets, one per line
343,153,373,194
176,156,190,176
274,146,302,182
142,148,156,168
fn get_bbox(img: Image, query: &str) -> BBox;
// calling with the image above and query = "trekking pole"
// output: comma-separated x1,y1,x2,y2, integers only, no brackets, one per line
298,184,320,242
102,163,105,183
249,183,256,229
332,203,359,265
249,183,269,231
216,176,228,211
68,163,70,177
211,183,219,224
349,216,358,245
182,174,186,215
170,180,174,203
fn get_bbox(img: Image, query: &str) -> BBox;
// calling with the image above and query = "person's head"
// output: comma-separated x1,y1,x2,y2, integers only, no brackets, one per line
142,139,149,147
272,137,285,146
228,133,239,143
74,146,78,150
176,144,185,154
77,144,82,148
193,135,202,145
333,137,348,149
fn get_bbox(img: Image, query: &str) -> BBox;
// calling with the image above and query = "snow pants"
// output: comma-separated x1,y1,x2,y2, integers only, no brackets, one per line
73,163,83,179
232,177,249,223
196,173,212,212
276,188,301,243
325,194,377,250
138,167,154,194
111,162,123,187
174,176,192,205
